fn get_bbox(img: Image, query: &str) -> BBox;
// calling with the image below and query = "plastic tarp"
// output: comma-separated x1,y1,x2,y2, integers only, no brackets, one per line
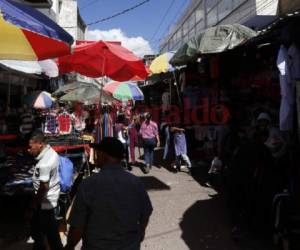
170,24,257,66
60,86,115,104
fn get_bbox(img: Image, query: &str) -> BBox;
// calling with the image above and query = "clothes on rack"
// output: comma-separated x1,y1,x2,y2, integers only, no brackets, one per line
162,91,171,113
44,112,58,135
95,107,114,143
58,112,72,135
103,112,114,137
72,111,88,132
288,43,300,139
20,110,34,135
277,45,294,132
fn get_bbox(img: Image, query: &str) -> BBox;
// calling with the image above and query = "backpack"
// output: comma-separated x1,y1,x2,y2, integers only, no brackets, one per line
58,156,74,192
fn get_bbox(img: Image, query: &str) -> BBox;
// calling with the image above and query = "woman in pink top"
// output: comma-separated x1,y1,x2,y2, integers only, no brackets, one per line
139,113,160,173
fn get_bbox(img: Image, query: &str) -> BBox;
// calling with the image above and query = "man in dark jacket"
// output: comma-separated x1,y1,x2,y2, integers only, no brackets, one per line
64,137,153,250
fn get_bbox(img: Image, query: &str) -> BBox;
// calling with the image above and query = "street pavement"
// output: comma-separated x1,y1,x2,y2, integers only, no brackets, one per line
131,163,273,250
1,152,274,250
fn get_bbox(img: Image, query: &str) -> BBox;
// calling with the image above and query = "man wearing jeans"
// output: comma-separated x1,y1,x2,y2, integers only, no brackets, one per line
140,113,160,173
27,131,63,250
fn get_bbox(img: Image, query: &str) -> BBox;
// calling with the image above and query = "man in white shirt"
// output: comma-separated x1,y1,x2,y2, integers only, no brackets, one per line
27,131,62,250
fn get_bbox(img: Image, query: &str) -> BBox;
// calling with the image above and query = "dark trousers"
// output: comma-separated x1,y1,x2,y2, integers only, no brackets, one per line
143,138,156,166
31,208,63,250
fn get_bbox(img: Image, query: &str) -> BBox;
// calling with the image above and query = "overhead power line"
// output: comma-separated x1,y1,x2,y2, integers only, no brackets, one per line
87,0,150,26
149,0,176,42
63,0,151,28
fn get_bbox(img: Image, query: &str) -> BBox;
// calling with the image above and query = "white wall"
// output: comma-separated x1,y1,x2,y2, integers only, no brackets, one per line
58,0,77,40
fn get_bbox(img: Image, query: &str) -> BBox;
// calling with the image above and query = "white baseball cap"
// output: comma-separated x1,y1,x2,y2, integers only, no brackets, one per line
257,112,271,122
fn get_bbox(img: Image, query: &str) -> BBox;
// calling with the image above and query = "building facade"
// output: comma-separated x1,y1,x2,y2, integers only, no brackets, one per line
160,0,284,52
16,0,86,40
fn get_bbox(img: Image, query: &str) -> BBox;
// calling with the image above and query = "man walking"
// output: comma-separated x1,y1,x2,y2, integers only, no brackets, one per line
64,137,153,250
27,131,63,250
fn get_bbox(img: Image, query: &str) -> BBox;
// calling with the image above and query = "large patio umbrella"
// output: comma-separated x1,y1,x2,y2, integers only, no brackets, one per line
170,24,257,66
0,0,73,60
59,86,115,105
149,52,175,74
57,40,149,81
103,81,144,101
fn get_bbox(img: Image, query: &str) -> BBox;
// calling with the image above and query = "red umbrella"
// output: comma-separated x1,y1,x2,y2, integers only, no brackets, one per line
57,40,149,81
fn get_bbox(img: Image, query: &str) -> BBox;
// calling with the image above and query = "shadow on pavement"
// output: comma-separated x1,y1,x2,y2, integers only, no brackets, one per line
180,194,274,250
180,195,236,250
0,195,33,250
139,176,171,191
180,158,274,250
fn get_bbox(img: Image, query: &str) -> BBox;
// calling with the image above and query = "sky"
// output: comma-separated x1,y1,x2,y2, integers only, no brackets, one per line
77,0,190,57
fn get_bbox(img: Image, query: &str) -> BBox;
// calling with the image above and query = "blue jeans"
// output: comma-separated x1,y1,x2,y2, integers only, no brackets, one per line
143,138,156,166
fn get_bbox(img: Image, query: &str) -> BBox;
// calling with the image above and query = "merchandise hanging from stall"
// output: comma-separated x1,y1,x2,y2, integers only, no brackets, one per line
95,104,114,143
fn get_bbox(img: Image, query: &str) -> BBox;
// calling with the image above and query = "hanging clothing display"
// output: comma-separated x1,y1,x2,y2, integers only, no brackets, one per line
277,45,294,131
95,106,114,143
20,110,34,135
161,91,170,112
44,112,58,135
179,71,186,92
288,43,300,139
57,112,72,135
103,112,114,137
288,43,300,80
72,111,88,132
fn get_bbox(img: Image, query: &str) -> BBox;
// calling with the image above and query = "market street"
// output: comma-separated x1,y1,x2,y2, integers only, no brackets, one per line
1,157,273,250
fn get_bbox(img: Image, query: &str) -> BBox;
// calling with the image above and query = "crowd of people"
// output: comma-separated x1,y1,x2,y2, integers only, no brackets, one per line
112,109,192,174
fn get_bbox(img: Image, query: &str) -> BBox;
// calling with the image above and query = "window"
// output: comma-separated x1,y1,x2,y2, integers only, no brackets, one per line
187,12,196,30
196,1,204,23
206,0,219,13
196,19,205,34
207,6,218,27
183,21,189,36
218,0,233,21
183,34,189,43
188,27,195,39
233,0,246,9
176,30,181,42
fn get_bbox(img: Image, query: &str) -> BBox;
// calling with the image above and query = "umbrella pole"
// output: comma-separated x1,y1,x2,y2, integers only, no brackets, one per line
7,73,11,109
169,78,172,107
97,50,106,142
